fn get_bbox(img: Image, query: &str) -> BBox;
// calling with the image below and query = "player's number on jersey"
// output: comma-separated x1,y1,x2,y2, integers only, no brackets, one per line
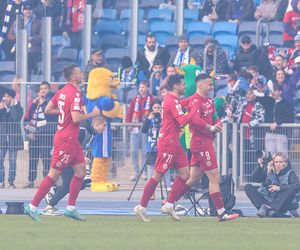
200,151,211,161
58,100,65,123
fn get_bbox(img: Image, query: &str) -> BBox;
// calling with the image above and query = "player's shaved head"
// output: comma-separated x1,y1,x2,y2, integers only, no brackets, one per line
63,64,79,81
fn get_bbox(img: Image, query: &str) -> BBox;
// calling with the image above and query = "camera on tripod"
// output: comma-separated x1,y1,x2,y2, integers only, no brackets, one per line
255,150,272,164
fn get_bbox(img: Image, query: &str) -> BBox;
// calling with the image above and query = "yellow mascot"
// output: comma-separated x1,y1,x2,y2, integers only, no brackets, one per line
85,68,121,192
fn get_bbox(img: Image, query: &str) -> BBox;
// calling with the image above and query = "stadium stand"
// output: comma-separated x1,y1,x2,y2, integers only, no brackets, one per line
186,21,212,39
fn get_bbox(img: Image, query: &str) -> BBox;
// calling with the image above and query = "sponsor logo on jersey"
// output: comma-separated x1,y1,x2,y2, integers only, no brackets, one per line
59,94,66,100
206,161,212,167
162,163,168,170
56,162,62,167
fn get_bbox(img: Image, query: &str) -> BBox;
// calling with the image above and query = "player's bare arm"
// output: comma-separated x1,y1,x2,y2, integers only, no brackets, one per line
71,106,100,123
45,100,60,115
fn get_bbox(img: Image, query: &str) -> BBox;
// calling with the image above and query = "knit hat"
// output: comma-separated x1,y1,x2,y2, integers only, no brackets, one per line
121,56,133,68
294,33,300,42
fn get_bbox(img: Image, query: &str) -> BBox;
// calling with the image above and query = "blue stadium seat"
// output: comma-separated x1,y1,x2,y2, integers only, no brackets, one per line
140,0,165,9
0,61,15,77
264,34,284,47
184,9,199,26
53,61,77,81
149,22,175,45
121,20,148,35
189,35,213,51
104,48,130,72
187,22,212,39
238,21,259,37
93,20,122,36
120,8,144,22
93,8,117,20
165,35,180,55
213,22,237,36
99,35,126,52
267,21,284,36
0,73,15,82
54,48,78,63
147,9,173,26
138,34,146,49
215,35,238,59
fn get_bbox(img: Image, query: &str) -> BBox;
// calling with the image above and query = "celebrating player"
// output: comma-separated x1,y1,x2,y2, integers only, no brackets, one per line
134,74,198,222
25,65,100,221
184,74,239,221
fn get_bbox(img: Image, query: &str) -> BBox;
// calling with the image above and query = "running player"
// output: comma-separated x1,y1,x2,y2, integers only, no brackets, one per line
134,74,198,222
25,65,100,221
184,74,239,221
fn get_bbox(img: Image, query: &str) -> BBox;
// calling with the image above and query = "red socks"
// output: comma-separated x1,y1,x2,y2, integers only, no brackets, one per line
68,176,84,206
140,178,159,207
210,192,224,210
31,176,54,207
167,176,190,204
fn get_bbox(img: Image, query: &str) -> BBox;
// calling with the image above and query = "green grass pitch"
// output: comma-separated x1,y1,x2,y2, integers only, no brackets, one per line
1,216,300,250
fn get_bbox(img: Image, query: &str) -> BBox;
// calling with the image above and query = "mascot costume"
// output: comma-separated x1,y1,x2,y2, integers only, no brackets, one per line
85,68,121,192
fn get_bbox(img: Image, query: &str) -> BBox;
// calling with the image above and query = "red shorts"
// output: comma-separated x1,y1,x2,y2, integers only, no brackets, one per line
190,140,218,171
51,137,85,171
154,143,189,174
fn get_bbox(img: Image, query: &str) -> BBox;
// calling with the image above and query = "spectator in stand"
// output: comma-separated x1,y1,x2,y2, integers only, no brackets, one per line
275,0,290,21
168,35,198,67
201,0,227,23
264,84,294,156
136,34,170,78
272,55,288,72
62,0,85,50
234,35,259,72
245,152,300,218
5,2,42,75
196,38,229,74
161,65,177,86
283,0,300,48
0,88,23,189
287,33,300,69
159,0,176,13
266,68,300,103
149,59,166,96
33,0,63,36
23,81,57,188
83,48,107,81
125,81,154,181
226,0,255,22
187,0,205,10
255,0,281,21
232,87,265,174
117,56,147,90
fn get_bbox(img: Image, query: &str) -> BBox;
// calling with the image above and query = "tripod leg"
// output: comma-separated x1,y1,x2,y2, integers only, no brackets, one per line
159,181,164,200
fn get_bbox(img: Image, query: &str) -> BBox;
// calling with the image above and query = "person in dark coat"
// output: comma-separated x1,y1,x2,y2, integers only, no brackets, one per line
245,152,300,217
226,0,255,22
0,88,23,189
136,34,170,78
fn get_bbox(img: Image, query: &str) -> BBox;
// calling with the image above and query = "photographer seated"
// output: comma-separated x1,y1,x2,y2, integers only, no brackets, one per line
244,152,300,218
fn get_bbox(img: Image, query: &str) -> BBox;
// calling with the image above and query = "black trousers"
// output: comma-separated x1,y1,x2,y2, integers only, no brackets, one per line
244,184,298,213
28,134,53,182
49,167,85,207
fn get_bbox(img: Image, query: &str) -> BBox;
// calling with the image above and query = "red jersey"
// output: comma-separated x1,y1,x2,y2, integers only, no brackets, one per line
51,83,84,143
187,93,220,150
158,93,195,147
283,10,300,41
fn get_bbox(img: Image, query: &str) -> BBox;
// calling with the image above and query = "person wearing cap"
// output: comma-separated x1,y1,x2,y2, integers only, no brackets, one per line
136,34,170,78
283,0,300,48
117,56,147,94
0,88,24,189
83,48,108,81
197,38,229,74
168,35,198,67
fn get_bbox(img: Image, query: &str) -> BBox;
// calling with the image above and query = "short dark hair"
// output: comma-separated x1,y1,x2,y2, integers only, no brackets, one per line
63,64,78,81
241,35,251,44
166,75,184,91
153,98,162,106
39,81,50,89
195,73,211,83
146,33,156,41
4,88,16,98
139,80,149,87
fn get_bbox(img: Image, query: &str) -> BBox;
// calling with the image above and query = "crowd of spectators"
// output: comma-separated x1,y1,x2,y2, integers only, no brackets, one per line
0,0,300,192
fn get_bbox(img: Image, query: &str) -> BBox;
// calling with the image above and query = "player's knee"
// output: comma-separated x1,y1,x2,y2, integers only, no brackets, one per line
48,168,61,182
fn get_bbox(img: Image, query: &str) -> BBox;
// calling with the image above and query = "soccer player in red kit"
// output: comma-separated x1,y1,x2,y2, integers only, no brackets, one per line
184,74,239,221
134,75,198,222
25,65,100,221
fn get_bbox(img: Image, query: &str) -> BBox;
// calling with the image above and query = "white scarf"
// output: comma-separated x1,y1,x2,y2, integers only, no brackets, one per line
144,44,158,70
173,47,190,66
